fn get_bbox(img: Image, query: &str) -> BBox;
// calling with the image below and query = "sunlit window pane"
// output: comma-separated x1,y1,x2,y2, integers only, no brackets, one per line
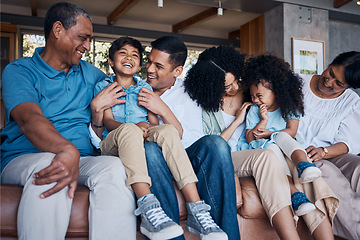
22,34,201,79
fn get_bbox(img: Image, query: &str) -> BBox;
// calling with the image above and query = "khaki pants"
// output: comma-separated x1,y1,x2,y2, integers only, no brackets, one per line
232,149,339,234
100,123,198,190
316,157,360,240
1,153,136,240
231,149,292,222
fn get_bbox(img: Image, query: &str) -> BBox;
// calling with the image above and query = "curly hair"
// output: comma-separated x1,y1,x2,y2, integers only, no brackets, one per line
242,54,304,120
184,46,246,112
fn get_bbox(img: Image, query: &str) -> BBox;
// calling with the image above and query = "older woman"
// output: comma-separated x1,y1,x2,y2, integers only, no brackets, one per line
297,51,360,240
184,46,337,240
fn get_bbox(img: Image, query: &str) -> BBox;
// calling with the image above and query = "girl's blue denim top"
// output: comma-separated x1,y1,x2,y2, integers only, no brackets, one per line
94,75,153,139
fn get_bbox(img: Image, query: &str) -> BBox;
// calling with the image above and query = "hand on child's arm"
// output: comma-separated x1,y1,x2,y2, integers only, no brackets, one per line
91,82,126,136
234,102,252,124
91,82,125,115
138,87,183,138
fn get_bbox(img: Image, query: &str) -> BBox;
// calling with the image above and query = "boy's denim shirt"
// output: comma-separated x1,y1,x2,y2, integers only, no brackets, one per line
94,75,153,139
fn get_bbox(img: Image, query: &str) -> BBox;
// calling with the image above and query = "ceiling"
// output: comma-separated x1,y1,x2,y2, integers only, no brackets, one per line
1,0,360,48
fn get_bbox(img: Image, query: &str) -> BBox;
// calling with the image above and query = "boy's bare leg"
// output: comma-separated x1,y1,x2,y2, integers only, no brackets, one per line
132,182,151,199
181,182,201,202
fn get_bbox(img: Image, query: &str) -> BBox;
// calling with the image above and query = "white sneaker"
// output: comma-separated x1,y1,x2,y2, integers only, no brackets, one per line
134,195,183,240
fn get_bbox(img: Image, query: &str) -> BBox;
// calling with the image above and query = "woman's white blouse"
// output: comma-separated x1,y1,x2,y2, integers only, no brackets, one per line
298,75,360,154
221,110,245,152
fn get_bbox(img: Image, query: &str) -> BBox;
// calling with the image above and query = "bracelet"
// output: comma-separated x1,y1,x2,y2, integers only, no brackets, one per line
321,147,329,156
92,122,104,128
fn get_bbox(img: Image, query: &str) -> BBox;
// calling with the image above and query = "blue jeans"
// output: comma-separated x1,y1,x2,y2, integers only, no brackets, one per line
145,135,240,240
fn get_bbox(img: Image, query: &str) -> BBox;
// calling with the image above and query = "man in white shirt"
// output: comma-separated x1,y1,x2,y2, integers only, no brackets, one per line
137,36,240,240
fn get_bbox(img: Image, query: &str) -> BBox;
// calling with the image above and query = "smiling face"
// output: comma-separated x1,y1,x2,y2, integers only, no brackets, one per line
224,72,240,96
317,65,348,98
146,49,183,95
109,44,141,77
57,16,93,68
250,81,278,112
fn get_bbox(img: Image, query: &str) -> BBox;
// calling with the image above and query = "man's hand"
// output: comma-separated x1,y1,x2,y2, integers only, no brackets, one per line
91,82,126,137
91,82,126,116
138,87,184,137
138,87,167,115
32,145,80,199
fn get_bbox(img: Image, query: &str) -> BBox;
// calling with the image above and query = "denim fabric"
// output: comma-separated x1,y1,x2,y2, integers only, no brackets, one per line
145,135,240,240
144,142,183,240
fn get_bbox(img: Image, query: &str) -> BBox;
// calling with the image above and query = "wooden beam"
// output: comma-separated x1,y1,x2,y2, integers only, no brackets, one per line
228,29,240,40
334,0,352,8
0,23,17,33
30,0,37,17
172,7,225,33
107,0,140,25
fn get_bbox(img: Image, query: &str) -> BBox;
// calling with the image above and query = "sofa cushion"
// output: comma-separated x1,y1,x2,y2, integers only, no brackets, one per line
0,184,20,237
238,177,268,219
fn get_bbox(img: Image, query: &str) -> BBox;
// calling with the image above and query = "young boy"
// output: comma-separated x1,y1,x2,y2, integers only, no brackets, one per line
93,37,227,240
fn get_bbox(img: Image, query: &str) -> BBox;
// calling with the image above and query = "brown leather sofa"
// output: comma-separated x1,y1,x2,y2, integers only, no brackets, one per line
0,176,318,240
0,99,338,240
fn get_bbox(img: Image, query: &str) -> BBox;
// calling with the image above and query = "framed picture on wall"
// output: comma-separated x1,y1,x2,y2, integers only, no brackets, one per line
292,38,325,76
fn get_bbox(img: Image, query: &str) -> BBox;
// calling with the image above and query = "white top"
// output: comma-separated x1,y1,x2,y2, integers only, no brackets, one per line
221,110,245,152
159,78,204,148
89,78,204,149
298,75,360,154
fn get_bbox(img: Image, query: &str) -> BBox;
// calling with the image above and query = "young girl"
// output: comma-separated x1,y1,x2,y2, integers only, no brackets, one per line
240,54,322,216
93,37,227,240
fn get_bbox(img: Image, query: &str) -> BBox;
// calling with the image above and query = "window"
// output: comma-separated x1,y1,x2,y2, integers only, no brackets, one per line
22,34,45,57
21,33,202,79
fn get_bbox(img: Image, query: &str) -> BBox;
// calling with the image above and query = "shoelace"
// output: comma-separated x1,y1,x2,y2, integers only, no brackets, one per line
146,207,172,228
196,211,219,230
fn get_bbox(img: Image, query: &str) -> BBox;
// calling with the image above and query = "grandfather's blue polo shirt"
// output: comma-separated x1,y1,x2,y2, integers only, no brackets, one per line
94,76,152,139
1,47,107,171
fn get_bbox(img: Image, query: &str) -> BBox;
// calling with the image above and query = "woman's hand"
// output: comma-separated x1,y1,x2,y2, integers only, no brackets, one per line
306,145,326,161
234,102,252,124
259,104,268,120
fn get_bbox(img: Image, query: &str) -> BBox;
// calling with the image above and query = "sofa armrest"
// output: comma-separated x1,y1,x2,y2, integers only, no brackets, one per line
238,177,268,219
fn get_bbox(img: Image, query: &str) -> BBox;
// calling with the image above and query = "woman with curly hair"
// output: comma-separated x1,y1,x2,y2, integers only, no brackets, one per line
240,54,322,217
184,46,337,240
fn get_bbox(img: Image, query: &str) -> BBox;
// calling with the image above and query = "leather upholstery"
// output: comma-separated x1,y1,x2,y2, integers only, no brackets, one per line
0,177,314,239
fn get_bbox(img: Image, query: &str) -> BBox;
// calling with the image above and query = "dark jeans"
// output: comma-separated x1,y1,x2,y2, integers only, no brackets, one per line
144,135,240,240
